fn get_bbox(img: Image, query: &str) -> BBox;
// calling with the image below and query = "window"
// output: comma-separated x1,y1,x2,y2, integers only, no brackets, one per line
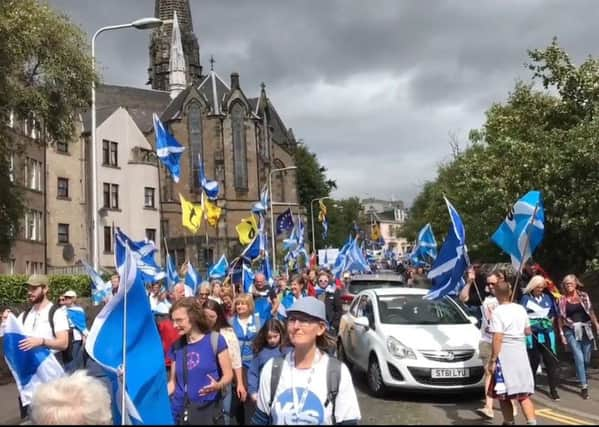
25,261,30,275
23,158,42,191
57,177,69,199
161,219,169,238
231,102,248,189
104,226,112,253
102,140,118,166
56,140,68,153
103,183,119,209
9,154,14,183
58,223,69,244
145,228,156,243
24,209,42,241
188,103,203,191
9,259,15,274
144,187,155,208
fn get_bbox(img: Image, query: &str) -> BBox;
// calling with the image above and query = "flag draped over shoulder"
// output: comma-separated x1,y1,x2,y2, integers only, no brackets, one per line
236,215,258,245
276,208,294,235
85,246,173,425
491,190,545,272
82,260,111,305
153,113,185,183
424,198,469,300
179,193,203,234
2,314,64,405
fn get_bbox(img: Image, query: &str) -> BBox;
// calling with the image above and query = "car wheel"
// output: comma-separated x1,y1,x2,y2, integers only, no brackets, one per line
367,354,387,397
337,340,352,370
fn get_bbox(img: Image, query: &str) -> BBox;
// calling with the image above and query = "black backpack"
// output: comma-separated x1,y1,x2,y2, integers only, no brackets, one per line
22,304,74,365
269,355,342,424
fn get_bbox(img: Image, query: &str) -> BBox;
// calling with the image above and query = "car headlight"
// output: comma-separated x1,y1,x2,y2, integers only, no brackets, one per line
387,336,416,359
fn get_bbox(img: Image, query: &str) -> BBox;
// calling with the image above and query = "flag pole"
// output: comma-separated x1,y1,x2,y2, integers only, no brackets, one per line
510,203,540,302
121,238,128,425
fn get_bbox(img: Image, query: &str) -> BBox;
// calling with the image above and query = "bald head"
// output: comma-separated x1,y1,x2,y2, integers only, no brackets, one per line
254,273,266,290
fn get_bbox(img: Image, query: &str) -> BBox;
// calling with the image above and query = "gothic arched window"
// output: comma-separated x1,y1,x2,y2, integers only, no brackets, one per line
188,102,203,192
231,102,248,190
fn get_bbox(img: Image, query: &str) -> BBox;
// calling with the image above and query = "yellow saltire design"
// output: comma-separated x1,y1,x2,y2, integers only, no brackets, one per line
179,193,203,234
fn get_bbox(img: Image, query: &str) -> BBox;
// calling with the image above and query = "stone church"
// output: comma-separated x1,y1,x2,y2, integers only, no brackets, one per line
146,0,300,270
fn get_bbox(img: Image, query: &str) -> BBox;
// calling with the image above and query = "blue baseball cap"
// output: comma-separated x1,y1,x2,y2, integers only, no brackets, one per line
287,297,327,322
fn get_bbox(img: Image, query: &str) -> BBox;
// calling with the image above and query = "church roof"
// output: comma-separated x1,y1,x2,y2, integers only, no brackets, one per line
249,95,297,152
197,70,230,115
83,84,171,133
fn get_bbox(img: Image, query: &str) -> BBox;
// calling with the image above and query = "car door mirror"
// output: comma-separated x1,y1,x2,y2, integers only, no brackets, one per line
355,316,370,329
468,315,478,325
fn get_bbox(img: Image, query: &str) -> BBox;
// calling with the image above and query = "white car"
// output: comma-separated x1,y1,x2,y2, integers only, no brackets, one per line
337,287,484,396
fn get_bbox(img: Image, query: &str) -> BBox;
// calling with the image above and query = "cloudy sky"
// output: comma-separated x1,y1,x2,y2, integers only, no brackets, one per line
48,0,599,205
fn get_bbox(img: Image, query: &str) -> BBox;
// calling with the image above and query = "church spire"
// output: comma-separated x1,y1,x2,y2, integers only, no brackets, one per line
148,0,202,90
169,11,186,99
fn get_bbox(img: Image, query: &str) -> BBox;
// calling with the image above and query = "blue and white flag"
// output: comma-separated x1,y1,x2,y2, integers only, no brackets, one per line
322,217,329,241
153,113,185,183
82,260,111,305
424,198,469,300
276,208,294,235
115,228,165,283
2,313,64,405
242,263,255,293
66,306,88,336
491,190,545,272
184,261,200,296
85,245,174,425
332,236,352,278
197,154,219,200
410,223,438,266
241,233,262,262
252,185,269,214
165,253,180,291
208,254,229,279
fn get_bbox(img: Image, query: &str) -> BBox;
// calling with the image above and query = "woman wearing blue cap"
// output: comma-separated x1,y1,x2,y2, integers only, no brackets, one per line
251,297,361,425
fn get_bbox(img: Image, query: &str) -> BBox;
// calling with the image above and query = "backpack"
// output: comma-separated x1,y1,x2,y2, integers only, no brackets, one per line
173,331,220,356
269,355,342,424
22,304,74,365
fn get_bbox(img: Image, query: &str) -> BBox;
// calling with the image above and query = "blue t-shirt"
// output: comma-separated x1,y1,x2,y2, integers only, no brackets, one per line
168,333,228,419
232,314,261,369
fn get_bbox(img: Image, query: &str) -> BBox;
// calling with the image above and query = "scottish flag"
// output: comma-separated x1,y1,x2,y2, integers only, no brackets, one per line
3,313,64,405
153,113,185,183
425,198,469,300
66,307,88,336
241,233,262,262
85,245,173,425
184,261,200,296
82,260,111,305
115,228,165,283
322,217,329,240
208,254,229,279
491,190,545,272
198,154,219,200
283,226,299,252
242,263,255,293
410,223,438,266
252,185,269,214
276,208,294,235
332,236,352,278
166,253,180,291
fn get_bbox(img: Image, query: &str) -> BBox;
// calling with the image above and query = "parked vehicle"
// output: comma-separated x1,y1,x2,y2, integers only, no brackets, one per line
340,273,406,313
337,287,484,396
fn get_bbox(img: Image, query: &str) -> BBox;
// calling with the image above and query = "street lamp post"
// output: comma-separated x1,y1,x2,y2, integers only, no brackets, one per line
268,166,297,274
310,196,332,254
91,17,163,271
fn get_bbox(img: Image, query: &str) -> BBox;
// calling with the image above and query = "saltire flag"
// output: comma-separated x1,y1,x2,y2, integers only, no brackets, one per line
114,228,165,283
2,313,64,405
184,260,200,296
410,223,438,265
332,236,352,279
236,215,258,245
322,217,329,241
424,197,469,300
252,184,269,214
283,225,299,252
66,306,88,336
201,192,222,227
81,260,111,305
208,254,229,279
241,234,262,262
276,208,294,235
165,253,180,291
85,245,174,425
491,190,545,272
197,154,219,200
242,263,255,293
179,193,203,234
345,237,371,273
153,113,185,183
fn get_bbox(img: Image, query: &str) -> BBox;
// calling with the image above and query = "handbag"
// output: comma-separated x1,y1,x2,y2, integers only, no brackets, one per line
179,342,225,425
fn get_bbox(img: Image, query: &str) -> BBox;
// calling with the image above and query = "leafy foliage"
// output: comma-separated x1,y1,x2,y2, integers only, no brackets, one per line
0,275,91,306
404,39,599,278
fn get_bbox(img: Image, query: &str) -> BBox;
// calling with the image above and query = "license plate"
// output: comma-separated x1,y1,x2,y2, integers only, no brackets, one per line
431,368,469,378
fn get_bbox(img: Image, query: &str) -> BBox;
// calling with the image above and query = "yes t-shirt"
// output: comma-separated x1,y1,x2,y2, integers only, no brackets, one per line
489,303,530,339
256,351,361,425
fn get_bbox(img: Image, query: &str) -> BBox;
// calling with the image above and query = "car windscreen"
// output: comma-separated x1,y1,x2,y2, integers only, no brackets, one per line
348,280,403,295
377,295,469,325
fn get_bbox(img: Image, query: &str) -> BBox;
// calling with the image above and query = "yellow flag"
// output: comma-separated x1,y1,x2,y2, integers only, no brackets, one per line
179,193,203,234
318,199,328,222
236,214,258,245
371,222,381,241
202,194,222,227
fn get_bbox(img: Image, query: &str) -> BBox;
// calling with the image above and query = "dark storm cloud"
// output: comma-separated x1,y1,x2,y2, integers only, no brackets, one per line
48,0,599,204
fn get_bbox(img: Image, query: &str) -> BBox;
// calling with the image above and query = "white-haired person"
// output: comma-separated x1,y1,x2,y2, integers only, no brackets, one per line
251,297,361,425
29,370,112,425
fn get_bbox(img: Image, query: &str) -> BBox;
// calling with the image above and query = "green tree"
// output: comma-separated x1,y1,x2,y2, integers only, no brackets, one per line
404,39,599,278
0,0,96,259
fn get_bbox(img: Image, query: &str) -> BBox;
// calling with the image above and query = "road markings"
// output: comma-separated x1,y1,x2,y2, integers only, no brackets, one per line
535,408,594,425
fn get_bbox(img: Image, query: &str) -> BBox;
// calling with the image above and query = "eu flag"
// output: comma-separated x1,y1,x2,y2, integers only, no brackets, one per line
276,208,294,235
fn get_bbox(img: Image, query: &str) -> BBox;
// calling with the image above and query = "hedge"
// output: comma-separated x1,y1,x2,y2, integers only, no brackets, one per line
0,275,92,306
